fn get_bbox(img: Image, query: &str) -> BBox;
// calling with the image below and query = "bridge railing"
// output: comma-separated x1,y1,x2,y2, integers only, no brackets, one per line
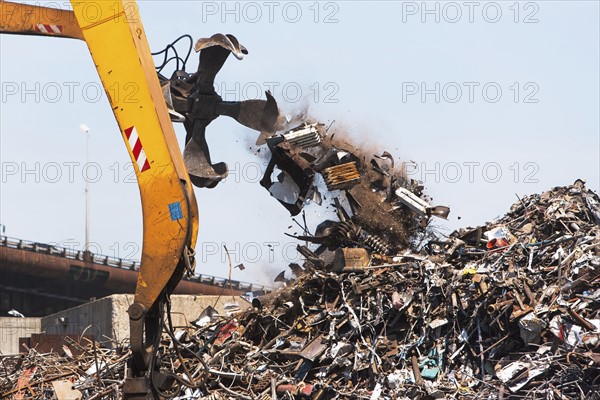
0,236,271,293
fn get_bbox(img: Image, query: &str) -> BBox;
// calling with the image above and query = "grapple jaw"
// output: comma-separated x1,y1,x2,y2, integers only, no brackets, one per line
160,33,283,188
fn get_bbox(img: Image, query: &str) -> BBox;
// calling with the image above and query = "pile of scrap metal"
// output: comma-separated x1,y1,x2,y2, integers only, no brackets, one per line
0,336,127,399
157,180,599,400
4,180,598,399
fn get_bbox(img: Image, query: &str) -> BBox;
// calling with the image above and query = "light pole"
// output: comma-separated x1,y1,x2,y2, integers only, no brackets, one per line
80,124,91,257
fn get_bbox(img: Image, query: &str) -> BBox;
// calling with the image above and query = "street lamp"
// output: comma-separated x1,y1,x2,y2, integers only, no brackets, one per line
79,124,91,258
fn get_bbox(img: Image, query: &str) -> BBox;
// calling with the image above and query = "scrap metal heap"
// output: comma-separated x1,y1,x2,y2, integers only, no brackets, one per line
162,179,598,400
2,179,599,399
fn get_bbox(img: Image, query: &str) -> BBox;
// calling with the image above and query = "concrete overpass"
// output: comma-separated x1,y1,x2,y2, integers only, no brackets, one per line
0,236,270,317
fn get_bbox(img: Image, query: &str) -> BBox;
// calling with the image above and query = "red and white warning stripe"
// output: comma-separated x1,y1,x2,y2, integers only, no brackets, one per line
34,24,63,34
124,126,150,173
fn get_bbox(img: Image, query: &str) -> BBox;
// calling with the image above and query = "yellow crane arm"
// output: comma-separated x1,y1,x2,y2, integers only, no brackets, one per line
68,3,200,389
1,1,199,394
0,0,83,39
1,0,199,307
70,0,199,310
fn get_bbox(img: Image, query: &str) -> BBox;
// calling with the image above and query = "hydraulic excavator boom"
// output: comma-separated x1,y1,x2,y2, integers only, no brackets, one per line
1,1,197,398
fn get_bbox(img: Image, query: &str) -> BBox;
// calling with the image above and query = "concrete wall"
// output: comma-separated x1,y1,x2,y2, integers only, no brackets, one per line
0,317,40,355
41,294,249,347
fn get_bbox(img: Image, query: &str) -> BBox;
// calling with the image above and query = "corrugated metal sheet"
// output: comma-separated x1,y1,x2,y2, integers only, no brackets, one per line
322,162,361,190
283,124,322,148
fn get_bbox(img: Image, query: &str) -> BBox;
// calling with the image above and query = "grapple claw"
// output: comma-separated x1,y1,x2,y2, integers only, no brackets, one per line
156,33,282,188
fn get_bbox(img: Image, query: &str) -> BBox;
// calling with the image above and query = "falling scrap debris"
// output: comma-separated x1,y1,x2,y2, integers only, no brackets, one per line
261,121,447,251
2,122,600,400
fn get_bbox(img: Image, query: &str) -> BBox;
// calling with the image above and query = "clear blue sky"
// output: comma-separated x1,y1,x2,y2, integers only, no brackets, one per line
1,1,598,285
